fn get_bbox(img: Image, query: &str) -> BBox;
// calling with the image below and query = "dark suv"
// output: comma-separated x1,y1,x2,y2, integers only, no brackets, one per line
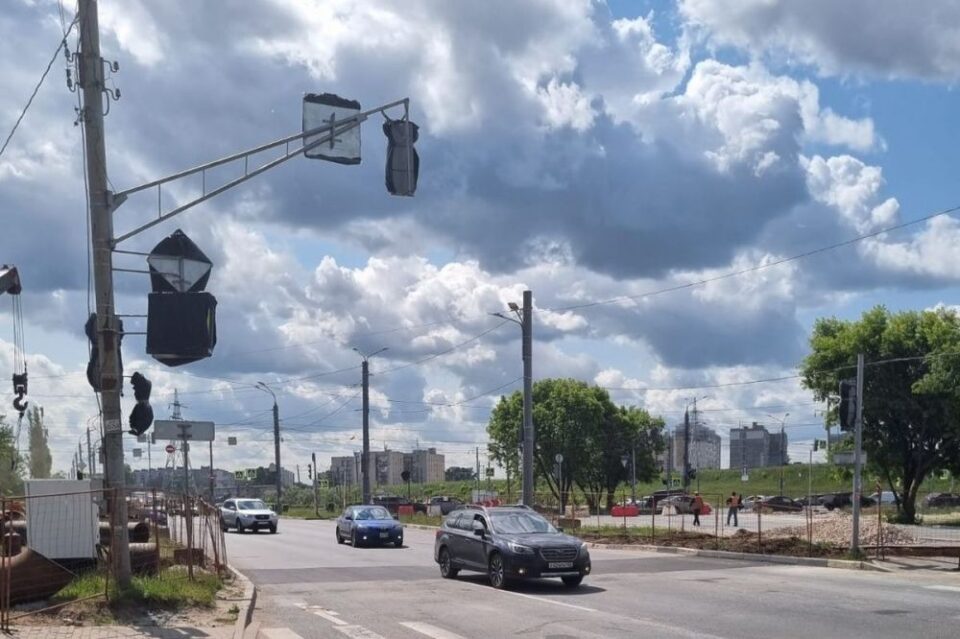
434,505,591,589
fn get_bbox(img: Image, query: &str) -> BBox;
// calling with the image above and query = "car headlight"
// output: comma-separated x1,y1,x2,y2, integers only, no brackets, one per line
579,542,590,556
506,541,534,555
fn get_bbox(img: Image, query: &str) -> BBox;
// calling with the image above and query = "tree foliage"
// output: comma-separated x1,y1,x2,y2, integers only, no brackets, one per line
800,306,960,523
0,415,24,495
486,378,665,509
445,466,476,482
27,406,52,479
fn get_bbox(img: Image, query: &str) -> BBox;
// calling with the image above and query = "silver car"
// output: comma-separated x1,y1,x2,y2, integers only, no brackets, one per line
220,498,278,534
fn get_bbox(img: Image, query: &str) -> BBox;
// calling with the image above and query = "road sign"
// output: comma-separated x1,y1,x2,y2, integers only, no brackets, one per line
227,436,237,446
153,420,215,441
485,467,495,478
132,448,142,458
555,453,563,464
164,444,176,454
833,451,866,465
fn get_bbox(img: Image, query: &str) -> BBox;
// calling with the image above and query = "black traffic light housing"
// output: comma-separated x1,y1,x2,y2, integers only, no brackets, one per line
128,372,154,436
839,379,857,431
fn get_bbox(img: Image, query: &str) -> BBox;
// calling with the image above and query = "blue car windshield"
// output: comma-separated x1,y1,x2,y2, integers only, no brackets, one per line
489,512,556,534
355,507,391,520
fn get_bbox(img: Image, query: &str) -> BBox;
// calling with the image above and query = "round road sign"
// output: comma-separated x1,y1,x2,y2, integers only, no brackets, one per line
165,444,176,454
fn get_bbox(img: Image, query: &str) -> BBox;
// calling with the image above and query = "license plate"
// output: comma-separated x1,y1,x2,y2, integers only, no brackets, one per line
548,562,573,569
379,532,390,538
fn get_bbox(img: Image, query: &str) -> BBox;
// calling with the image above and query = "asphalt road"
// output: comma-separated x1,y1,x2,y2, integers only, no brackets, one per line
226,518,960,639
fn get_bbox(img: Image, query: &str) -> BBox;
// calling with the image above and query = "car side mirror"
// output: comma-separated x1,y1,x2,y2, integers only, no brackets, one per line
472,521,485,537
344,515,353,521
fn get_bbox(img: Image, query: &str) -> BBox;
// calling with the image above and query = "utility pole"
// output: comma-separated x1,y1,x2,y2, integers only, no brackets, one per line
256,382,282,513
631,445,637,504
208,441,214,502
86,428,95,478
296,464,300,485
521,290,534,507
851,353,865,554
476,447,481,501
683,407,691,491
312,452,318,516
354,347,387,505
79,0,131,587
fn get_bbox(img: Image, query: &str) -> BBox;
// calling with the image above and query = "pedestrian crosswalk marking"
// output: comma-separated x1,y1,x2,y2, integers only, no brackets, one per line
334,625,388,639
926,585,960,593
400,621,469,639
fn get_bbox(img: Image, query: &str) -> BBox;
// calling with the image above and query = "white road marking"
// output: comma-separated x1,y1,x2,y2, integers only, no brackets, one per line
309,608,348,626
334,625,388,639
926,585,960,593
260,629,305,639
399,621,470,639
495,589,597,612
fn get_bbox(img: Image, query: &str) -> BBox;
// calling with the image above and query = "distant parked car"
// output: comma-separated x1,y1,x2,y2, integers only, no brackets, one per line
428,496,464,515
142,509,168,526
336,505,404,547
740,495,766,512
659,494,712,515
869,491,898,506
820,492,875,511
373,495,428,515
923,493,960,509
220,498,278,534
756,496,803,513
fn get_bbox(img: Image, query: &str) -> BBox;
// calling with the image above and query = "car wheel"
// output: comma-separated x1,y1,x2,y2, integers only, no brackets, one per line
220,517,228,532
269,525,277,534
336,528,345,544
394,538,403,548
236,518,245,534
438,547,458,578
562,575,584,588
488,552,508,589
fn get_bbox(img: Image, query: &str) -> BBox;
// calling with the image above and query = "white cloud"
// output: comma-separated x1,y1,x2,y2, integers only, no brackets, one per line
803,154,900,233
679,0,960,82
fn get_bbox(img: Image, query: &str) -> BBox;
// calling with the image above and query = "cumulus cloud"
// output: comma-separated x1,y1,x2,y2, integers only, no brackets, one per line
679,0,960,82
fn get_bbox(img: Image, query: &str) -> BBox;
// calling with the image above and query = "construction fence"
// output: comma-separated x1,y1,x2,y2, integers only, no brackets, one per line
530,489,960,561
0,486,227,629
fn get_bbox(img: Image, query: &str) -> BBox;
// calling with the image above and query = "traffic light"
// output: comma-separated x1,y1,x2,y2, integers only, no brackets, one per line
401,470,411,483
307,464,313,480
687,468,697,481
383,117,419,196
839,379,857,431
128,372,154,436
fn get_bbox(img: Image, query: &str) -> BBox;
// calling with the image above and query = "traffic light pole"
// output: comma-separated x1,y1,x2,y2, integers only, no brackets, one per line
312,452,319,517
79,0,131,588
361,358,371,505
521,291,534,507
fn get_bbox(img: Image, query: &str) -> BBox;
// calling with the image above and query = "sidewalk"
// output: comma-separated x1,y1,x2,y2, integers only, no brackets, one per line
10,626,234,639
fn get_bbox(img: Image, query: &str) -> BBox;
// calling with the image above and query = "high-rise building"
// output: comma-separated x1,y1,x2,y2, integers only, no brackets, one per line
405,448,445,483
729,423,789,469
670,423,721,471
768,431,789,467
331,448,445,487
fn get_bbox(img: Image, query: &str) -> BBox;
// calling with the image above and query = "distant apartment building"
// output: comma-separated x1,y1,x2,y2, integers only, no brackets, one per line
729,423,789,469
670,423,721,470
331,448,445,487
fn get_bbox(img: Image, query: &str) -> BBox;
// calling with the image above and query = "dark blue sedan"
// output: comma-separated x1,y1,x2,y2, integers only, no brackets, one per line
335,505,404,547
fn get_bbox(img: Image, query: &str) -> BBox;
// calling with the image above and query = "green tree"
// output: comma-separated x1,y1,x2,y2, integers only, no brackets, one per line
27,406,52,479
0,415,24,495
487,378,665,510
801,306,960,523
445,467,476,481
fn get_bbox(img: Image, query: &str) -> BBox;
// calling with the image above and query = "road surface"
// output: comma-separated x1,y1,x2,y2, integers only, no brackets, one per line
226,518,959,639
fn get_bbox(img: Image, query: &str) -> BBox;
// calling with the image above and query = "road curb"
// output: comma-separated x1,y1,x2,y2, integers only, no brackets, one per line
587,542,881,571
229,564,257,639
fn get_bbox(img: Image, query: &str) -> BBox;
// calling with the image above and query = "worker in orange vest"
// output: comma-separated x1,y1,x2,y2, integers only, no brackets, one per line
691,492,704,526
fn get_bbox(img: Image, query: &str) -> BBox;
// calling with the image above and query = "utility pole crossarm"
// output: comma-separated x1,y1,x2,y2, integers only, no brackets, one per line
111,97,410,246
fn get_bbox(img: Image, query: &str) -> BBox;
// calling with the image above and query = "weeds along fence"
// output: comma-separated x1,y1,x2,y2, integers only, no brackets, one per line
531,489,960,561
0,488,115,629
165,493,228,579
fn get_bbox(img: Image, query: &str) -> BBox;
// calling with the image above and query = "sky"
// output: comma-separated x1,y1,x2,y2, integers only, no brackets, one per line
1,0,959,479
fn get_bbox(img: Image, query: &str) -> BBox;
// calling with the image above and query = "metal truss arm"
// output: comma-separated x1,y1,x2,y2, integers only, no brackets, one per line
111,97,409,246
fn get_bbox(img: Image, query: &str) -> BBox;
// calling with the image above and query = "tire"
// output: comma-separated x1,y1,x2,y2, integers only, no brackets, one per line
488,552,508,590
394,538,403,548
336,528,345,544
220,518,228,532
438,547,458,579
562,575,584,588
269,525,277,534
236,518,245,534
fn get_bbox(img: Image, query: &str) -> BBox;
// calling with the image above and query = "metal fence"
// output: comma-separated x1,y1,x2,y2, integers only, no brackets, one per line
165,493,228,579
529,489,960,560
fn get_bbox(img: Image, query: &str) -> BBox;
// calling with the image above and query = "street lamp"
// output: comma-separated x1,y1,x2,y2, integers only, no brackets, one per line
491,291,533,507
767,412,790,496
354,346,388,505
255,381,282,512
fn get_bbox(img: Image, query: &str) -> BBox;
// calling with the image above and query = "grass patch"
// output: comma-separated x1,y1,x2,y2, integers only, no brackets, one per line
284,507,336,520
398,513,443,527
53,568,221,610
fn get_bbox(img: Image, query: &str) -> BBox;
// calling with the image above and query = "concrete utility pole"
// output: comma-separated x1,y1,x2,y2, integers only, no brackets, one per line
79,0,131,587
851,353,865,554
521,290,534,507
683,407,691,491
354,347,387,505
86,428,94,478
312,452,318,516
255,382,282,512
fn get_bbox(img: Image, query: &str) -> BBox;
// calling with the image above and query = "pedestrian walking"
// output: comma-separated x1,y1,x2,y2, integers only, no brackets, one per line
726,491,741,527
691,492,704,527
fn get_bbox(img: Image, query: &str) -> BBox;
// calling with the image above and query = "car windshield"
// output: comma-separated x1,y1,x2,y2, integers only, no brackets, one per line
489,511,556,534
238,500,267,510
355,506,391,520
